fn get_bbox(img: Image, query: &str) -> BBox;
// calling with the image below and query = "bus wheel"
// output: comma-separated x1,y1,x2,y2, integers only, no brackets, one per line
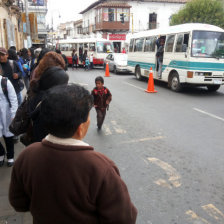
135,66,142,80
113,65,117,74
207,85,220,92
170,72,182,92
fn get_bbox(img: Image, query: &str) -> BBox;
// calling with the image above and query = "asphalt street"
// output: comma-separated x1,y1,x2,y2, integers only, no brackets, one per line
0,67,224,224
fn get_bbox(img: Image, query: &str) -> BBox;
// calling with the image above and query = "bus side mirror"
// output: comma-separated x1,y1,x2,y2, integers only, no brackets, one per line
182,44,187,52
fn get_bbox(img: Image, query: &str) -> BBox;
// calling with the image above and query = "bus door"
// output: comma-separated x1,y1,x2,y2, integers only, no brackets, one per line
155,36,166,78
78,43,84,65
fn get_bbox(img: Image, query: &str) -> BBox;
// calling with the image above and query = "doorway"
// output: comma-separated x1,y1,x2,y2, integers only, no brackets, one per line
113,42,121,53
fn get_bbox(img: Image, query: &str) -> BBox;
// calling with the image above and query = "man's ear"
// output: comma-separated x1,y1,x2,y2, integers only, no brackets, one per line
74,124,83,140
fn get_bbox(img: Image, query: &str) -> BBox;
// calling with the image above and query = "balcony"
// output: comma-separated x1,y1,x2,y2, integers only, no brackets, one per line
95,21,129,32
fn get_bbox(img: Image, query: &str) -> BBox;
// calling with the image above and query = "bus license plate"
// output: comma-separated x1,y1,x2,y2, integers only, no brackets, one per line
214,79,222,84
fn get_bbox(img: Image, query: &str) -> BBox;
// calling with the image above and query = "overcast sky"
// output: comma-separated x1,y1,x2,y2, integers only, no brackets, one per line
46,0,96,28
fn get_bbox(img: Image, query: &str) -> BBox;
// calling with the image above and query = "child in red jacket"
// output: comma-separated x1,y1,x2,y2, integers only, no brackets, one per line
91,76,112,130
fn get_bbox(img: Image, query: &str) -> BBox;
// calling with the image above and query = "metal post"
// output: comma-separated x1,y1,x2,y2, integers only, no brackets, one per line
25,0,31,47
131,13,134,34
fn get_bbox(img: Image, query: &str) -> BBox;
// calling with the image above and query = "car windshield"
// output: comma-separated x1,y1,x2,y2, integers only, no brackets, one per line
96,42,114,53
192,31,224,58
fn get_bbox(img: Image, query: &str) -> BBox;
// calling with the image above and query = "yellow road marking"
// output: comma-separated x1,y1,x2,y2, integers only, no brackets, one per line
186,210,210,224
122,136,165,144
70,81,88,86
104,124,112,136
111,120,127,134
202,204,224,221
147,157,181,188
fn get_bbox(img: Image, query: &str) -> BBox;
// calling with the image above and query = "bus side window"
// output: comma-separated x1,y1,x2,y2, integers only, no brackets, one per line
84,43,88,49
134,38,144,52
129,39,134,52
144,37,156,52
175,34,184,52
183,33,189,51
89,43,95,51
165,35,175,52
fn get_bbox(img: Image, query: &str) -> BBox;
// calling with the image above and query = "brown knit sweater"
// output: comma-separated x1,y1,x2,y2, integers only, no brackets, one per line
9,139,137,224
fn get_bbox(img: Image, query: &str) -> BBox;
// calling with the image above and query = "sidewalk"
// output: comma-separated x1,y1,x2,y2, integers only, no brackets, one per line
0,139,32,224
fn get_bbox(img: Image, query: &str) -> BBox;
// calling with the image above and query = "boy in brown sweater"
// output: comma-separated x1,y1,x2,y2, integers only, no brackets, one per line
91,76,112,130
9,84,137,224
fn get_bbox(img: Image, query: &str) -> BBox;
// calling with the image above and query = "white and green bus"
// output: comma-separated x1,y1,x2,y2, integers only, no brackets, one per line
127,23,224,91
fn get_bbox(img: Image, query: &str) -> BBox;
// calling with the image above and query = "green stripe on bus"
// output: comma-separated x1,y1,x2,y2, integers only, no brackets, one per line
128,60,224,72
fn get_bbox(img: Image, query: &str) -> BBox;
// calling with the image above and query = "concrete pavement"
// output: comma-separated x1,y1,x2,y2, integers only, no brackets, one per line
0,140,32,224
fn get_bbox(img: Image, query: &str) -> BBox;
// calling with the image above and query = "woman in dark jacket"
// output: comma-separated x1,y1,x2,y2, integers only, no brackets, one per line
28,66,69,142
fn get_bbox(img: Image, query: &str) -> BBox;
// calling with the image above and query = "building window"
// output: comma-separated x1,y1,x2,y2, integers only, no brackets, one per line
77,26,82,34
123,8,129,22
108,8,115,22
149,13,157,29
103,8,108,21
117,8,129,22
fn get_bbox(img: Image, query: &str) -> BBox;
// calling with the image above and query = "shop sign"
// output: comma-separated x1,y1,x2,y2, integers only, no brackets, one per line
109,34,126,40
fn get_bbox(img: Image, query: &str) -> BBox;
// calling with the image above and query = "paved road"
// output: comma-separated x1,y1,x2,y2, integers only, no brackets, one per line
0,67,223,224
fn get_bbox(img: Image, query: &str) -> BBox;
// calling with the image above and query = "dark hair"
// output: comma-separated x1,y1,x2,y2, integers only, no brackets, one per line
28,48,35,59
55,49,61,54
9,46,16,51
38,66,69,91
37,48,50,64
95,76,104,84
20,48,29,59
7,49,18,60
41,84,93,138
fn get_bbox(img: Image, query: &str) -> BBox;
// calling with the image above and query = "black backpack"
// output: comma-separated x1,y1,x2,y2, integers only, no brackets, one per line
1,76,11,107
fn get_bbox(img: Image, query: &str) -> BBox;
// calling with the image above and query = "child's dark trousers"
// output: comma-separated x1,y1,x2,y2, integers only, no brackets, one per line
96,108,106,129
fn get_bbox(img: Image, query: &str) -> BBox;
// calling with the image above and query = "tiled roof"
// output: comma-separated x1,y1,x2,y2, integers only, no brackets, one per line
149,0,188,2
96,2,131,9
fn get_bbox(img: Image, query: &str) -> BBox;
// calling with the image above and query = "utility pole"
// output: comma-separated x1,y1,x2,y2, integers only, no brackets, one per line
25,0,32,47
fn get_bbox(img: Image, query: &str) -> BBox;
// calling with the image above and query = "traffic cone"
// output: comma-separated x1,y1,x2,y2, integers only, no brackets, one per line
105,63,110,77
145,67,157,93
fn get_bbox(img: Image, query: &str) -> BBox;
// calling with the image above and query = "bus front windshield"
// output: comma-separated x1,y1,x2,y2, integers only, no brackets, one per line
96,42,114,53
192,31,224,58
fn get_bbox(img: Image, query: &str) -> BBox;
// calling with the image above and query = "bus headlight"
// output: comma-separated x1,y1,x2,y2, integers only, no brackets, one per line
195,72,212,76
195,72,204,76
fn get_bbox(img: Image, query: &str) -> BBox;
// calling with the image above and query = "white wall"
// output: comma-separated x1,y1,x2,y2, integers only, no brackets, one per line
129,1,185,32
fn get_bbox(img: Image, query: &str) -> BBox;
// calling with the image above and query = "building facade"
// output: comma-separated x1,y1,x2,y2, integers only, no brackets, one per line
80,0,188,52
27,0,48,47
0,0,24,50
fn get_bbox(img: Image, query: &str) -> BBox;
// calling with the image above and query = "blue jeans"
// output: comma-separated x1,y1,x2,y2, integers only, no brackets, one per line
23,76,30,91
16,91,23,106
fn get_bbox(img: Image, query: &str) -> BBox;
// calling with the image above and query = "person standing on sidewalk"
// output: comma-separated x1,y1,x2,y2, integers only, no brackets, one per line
19,48,31,90
9,84,137,223
0,75,18,167
0,47,23,105
89,53,93,69
91,76,112,130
